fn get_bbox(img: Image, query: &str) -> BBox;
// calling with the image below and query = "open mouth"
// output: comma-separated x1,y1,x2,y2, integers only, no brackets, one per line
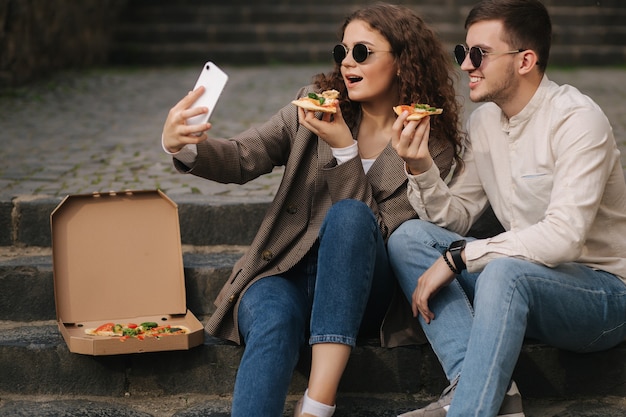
347,76,363,84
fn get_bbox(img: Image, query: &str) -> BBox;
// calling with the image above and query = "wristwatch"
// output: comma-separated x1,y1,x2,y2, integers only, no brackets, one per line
448,240,467,272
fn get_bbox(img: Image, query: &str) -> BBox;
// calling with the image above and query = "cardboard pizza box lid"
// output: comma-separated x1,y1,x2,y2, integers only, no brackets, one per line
51,190,203,355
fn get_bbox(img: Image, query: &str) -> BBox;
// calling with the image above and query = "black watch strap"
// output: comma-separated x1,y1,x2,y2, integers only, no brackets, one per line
443,251,460,274
449,240,466,272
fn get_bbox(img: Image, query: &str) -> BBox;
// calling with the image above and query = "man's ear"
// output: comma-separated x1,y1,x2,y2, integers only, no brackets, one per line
518,50,539,75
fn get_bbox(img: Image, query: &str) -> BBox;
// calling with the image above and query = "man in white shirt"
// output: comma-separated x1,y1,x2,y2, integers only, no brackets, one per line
388,1,626,416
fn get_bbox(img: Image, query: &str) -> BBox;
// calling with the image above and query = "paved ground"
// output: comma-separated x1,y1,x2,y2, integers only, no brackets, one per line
1,65,625,203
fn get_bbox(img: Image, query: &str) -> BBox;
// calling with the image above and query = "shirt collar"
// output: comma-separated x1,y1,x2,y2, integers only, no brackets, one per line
502,74,551,131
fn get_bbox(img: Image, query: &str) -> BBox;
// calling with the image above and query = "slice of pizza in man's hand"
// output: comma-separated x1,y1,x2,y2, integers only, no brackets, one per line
291,89,339,113
393,103,443,121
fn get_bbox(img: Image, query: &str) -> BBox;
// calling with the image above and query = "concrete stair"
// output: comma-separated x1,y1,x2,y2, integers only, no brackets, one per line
1,196,625,416
109,0,626,67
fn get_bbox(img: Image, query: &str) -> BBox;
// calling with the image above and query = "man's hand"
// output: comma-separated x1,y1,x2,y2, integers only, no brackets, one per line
412,255,456,323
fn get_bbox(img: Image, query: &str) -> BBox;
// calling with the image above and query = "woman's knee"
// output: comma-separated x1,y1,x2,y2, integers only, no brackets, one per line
324,199,375,228
320,199,379,245
238,279,308,344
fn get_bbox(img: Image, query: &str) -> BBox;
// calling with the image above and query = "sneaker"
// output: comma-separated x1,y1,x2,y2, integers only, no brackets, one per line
398,380,525,417
498,381,524,417
398,380,456,417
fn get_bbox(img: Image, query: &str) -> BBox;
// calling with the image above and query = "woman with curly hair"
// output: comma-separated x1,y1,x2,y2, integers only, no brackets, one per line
161,3,463,416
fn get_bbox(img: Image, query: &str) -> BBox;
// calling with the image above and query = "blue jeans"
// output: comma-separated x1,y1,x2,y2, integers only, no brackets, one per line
231,199,394,417
388,219,626,417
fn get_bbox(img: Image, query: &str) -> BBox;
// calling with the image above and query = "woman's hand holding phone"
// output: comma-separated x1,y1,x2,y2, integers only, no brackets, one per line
162,88,212,153
162,62,228,153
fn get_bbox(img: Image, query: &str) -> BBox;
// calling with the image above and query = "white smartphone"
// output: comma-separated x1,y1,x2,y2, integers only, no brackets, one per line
187,61,229,126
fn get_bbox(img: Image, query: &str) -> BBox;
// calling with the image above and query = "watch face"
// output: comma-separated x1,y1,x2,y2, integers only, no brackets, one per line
449,239,467,271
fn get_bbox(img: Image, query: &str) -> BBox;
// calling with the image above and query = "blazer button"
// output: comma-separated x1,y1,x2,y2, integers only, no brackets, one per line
228,294,236,303
286,204,298,214
262,250,274,261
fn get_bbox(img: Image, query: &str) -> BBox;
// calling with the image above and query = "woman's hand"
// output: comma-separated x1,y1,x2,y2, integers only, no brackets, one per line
297,103,354,149
162,87,213,153
391,111,434,175
411,256,456,323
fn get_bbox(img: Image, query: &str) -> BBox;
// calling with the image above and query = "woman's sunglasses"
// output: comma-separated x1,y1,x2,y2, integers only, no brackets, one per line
454,44,526,68
333,43,392,64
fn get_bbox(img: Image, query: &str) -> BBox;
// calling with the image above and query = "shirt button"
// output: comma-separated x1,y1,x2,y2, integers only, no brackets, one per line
262,250,274,261
286,204,298,214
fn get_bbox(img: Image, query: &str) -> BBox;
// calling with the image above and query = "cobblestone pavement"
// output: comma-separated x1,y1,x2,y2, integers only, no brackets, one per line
1,65,625,203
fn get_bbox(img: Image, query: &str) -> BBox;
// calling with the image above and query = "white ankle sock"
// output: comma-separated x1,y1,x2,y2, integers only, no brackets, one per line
301,389,336,417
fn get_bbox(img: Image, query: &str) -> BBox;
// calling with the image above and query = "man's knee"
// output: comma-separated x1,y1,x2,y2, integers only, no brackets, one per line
476,258,531,296
388,219,437,252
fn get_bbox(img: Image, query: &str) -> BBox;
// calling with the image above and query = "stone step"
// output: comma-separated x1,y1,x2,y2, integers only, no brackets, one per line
1,319,624,400
1,320,625,417
113,7,626,44
0,321,433,398
0,246,242,322
1,245,625,404
108,0,626,67
0,196,269,248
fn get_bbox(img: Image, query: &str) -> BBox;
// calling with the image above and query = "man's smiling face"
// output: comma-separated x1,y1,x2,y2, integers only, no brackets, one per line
462,20,521,108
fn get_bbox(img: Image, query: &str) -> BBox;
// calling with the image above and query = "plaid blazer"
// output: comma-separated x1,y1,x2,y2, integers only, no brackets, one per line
175,86,454,345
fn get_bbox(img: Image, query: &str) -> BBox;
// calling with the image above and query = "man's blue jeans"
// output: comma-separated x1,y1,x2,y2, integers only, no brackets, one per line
388,219,626,417
231,199,394,417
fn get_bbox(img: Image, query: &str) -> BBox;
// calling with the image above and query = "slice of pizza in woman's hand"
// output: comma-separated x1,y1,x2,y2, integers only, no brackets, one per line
85,321,190,341
291,89,339,113
393,103,443,120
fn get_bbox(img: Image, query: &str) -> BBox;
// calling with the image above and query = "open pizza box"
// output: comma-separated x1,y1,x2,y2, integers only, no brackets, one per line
51,189,204,355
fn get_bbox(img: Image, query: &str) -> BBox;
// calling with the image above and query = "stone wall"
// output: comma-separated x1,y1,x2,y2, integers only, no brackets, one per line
0,0,127,89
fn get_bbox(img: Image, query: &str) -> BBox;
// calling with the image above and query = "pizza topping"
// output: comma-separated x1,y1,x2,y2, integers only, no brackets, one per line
308,92,326,105
393,103,443,120
306,90,339,107
292,89,340,113
413,103,439,112
85,321,190,341
95,322,115,333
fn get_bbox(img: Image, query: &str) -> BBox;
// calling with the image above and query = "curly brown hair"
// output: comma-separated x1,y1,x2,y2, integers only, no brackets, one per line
312,2,464,169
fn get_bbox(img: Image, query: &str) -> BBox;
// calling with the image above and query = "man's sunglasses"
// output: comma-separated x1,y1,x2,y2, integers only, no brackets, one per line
454,44,526,68
333,43,392,64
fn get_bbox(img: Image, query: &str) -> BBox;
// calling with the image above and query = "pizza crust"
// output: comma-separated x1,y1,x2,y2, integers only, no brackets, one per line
84,328,115,336
291,98,337,113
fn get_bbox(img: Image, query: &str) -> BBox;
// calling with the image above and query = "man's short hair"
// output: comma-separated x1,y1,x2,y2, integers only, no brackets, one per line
465,0,551,72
